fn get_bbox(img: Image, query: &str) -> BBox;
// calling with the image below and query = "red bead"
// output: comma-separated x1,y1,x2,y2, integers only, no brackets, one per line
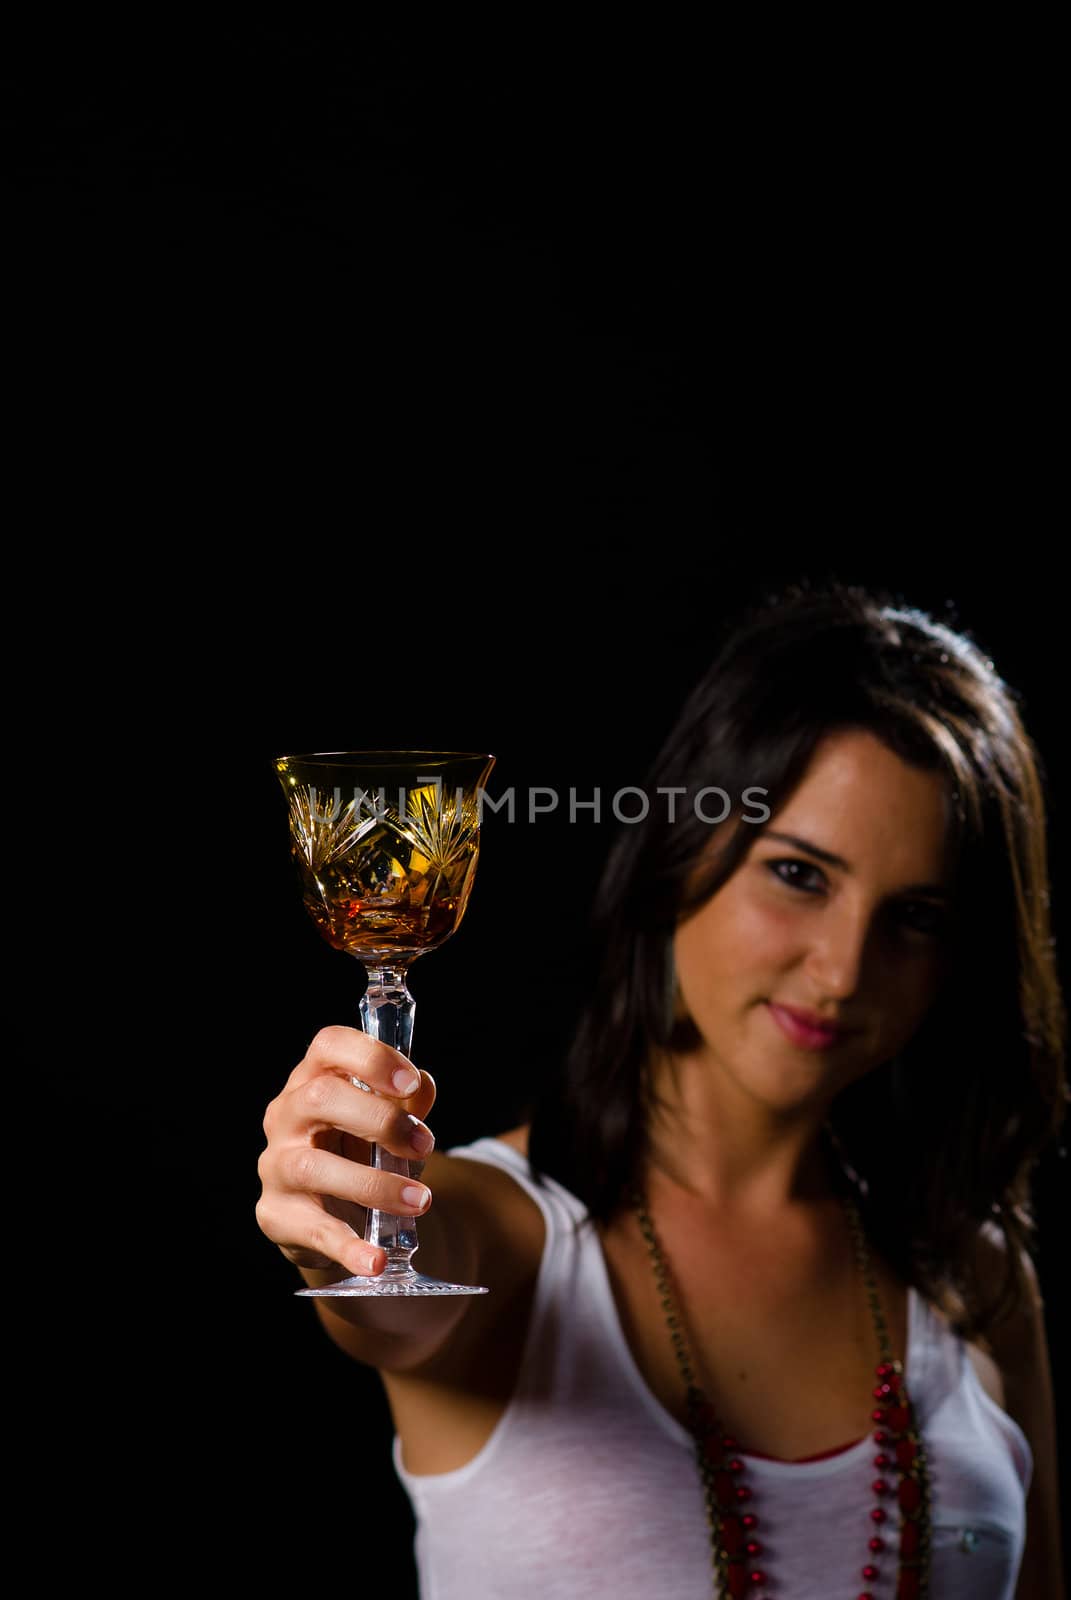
872,1429,889,1444
745,1541,761,1557
873,1382,893,1399
741,1514,758,1530
721,1436,738,1450
872,1478,890,1495
873,1453,889,1468
897,1570,922,1600
870,1507,887,1523
749,1573,766,1587
900,1520,921,1559
728,1459,745,1473
877,1361,893,1377
859,1593,875,1600
862,1565,879,1581
886,1371,902,1392
868,1536,886,1552
871,1408,888,1424
898,1476,921,1514
734,1485,752,1502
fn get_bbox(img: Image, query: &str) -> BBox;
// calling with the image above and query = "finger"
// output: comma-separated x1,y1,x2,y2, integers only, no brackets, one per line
398,1069,436,1121
257,1194,386,1278
350,1066,438,1122
345,1067,437,1146
278,1143,434,1217
268,1068,435,1150
288,1073,436,1159
290,1025,427,1100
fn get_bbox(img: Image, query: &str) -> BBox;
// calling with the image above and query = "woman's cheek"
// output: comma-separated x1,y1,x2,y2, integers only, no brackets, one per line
678,892,796,997
731,893,800,963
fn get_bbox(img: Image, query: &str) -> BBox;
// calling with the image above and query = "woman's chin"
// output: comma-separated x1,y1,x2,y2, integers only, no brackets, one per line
742,1049,846,1116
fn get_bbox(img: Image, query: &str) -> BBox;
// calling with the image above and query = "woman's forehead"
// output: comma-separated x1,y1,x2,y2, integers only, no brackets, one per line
762,732,957,884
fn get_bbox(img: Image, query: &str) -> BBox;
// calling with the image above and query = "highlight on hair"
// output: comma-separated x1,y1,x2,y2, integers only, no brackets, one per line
523,576,1068,1346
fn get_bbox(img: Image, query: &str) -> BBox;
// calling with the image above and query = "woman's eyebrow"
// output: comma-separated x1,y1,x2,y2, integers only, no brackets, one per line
761,830,951,899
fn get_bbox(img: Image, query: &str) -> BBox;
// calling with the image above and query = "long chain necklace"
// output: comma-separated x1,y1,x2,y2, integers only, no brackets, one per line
629,1184,932,1599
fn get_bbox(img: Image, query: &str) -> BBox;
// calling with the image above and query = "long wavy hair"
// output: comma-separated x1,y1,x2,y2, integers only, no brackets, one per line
524,577,1067,1345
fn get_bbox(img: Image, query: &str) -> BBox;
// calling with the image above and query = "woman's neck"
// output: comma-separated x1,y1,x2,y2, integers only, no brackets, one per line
643,1047,843,1220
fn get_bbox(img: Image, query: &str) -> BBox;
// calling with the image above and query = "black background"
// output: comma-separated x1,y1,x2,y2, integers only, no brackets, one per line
13,20,1066,1589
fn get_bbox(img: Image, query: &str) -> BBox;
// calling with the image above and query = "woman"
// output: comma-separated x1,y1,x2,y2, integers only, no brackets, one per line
256,579,1066,1598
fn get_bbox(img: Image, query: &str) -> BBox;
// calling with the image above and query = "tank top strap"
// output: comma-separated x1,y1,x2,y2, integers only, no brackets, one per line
904,1280,936,1420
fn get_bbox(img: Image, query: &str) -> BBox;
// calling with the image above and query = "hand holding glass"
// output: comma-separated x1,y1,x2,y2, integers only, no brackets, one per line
273,751,495,1297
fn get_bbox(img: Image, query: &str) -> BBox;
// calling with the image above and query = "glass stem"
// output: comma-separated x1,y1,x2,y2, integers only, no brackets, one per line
358,966,419,1277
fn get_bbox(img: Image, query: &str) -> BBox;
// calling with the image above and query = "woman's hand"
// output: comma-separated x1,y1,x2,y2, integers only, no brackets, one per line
256,1025,438,1279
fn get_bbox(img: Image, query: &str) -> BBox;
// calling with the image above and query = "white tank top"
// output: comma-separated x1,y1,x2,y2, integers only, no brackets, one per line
392,1137,1033,1599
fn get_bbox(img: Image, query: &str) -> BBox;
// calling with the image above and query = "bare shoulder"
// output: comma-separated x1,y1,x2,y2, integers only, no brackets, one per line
416,1122,540,1270
406,1121,543,1330
422,1122,531,1194
454,1122,538,1253
419,1121,529,1184
377,1123,545,1472
955,1221,1008,1405
360,1123,542,1388
961,1220,1046,1412
966,1219,1046,1368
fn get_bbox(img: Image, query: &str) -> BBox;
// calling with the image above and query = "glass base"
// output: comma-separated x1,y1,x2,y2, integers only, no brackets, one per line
297,1269,489,1298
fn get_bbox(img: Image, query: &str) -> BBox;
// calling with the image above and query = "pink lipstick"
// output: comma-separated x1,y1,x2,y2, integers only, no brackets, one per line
767,1002,845,1051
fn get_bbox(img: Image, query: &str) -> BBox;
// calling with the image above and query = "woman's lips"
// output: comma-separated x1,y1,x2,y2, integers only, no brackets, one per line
767,1002,845,1051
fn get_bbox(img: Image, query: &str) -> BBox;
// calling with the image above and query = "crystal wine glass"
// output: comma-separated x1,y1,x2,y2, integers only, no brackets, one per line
273,750,495,1297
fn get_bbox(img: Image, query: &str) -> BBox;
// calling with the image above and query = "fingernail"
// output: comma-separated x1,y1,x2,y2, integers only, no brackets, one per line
393,1067,421,1095
401,1184,431,1211
408,1116,434,1154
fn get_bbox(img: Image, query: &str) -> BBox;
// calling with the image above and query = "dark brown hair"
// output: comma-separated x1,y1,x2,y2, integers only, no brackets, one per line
524,577,1067,1345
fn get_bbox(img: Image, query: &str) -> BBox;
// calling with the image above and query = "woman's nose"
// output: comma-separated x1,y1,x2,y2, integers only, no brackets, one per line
803,912,868,1000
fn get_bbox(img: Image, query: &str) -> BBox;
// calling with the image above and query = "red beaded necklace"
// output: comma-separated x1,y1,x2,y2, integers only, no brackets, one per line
629,1183,932,1599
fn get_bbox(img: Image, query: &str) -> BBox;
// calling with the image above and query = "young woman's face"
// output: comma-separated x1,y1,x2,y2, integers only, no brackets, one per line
672,727,958,1114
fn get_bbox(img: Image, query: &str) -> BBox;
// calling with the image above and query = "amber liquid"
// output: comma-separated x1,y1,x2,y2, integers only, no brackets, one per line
293,820,480,963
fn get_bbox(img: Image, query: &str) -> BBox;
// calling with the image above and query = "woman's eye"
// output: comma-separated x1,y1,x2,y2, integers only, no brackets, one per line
766,858,825,893
765,861,947,940
895,902,946,938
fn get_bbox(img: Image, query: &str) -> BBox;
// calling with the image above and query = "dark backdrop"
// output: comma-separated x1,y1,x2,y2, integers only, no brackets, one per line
14,21,1065,1590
